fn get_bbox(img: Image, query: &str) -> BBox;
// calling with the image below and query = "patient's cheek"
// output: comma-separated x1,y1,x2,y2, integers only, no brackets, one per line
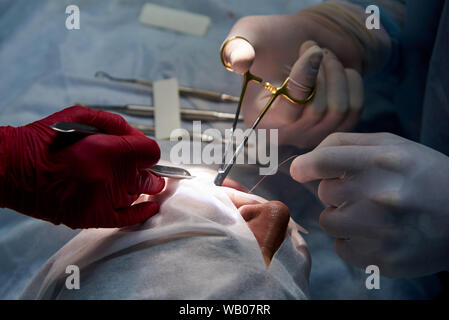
240,201,290,266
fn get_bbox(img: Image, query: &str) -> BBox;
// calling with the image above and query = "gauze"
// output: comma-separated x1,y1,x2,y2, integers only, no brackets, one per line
21,171,310,299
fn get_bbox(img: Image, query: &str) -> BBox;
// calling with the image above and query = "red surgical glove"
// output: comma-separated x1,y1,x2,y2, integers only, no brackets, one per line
0,106,165,229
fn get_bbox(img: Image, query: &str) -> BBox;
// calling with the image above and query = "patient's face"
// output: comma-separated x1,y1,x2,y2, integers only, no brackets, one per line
22,168,310,300
137,169,292,267
225,188,290,266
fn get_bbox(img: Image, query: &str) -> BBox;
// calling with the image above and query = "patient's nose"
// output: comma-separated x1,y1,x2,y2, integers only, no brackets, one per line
239,201,290,266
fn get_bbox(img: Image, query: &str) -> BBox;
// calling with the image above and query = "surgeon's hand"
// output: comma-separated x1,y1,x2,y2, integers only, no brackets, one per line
0,106,165,229
221,0,392,148
290,132,449,277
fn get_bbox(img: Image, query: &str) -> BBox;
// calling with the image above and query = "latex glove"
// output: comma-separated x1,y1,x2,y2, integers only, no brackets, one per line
0,106,165,229
290,132,449,278
222,19,365,148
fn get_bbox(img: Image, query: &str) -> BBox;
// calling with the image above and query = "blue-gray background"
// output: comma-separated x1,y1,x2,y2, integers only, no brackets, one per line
0,0,443,299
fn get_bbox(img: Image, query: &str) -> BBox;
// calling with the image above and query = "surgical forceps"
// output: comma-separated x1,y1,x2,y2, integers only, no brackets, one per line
95,71,239,103
50,122,194,179
76,103,243,122
213,36,317,186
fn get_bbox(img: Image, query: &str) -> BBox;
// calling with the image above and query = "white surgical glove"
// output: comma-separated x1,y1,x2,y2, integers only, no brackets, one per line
223,16,366,149
290,132,449,278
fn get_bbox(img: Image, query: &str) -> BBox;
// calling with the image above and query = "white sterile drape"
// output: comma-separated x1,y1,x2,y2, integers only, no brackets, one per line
21,171,310,299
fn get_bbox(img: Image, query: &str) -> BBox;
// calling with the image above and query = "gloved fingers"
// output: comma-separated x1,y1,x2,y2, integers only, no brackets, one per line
319,204,397,240
111,191,140,210
317,178,353,208
335,237,404,277
290,145,374,183
222,14,302,75
278,65,327,145
316,132,402,150
221,36,256,75
222,15,271,74
336,69,364,132
111,201,160,228
318,171,399,209
322,49,350,116
119,135,161,169
317,166,407,213
345,68,364,112
127,169,165,196
64,106,143,136
290,49,350,145
223,15,303,76
106,178,142,210
300,65,328,118
299,40,317,56
287,43,323,101
74,135,161,180
334,238,385,273
269,44,323,123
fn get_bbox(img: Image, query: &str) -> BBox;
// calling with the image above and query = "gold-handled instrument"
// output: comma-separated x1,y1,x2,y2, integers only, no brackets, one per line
214,36,317,186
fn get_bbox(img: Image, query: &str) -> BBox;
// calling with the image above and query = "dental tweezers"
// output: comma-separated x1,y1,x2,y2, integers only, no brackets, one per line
95,71,239,103
49,122,194,179
50,121,215,143
76,103,243,122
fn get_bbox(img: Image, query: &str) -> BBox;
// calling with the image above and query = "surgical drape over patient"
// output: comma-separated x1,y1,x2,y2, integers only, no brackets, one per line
21,174,310,299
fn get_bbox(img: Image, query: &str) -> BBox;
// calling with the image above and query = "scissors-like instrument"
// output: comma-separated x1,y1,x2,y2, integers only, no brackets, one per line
214,36,317,186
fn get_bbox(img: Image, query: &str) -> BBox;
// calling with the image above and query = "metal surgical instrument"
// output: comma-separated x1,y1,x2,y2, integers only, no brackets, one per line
50,121,215,143
50,122,102,135
95,71,239,103
213,36,317,186
49,122,194,180
76,103,243,122
147,165,194,179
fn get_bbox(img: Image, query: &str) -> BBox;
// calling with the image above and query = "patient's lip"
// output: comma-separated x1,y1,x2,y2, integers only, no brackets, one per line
222,177,249,193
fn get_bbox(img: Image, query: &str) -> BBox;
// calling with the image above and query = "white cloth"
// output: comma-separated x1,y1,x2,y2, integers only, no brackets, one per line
21,171,310,299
